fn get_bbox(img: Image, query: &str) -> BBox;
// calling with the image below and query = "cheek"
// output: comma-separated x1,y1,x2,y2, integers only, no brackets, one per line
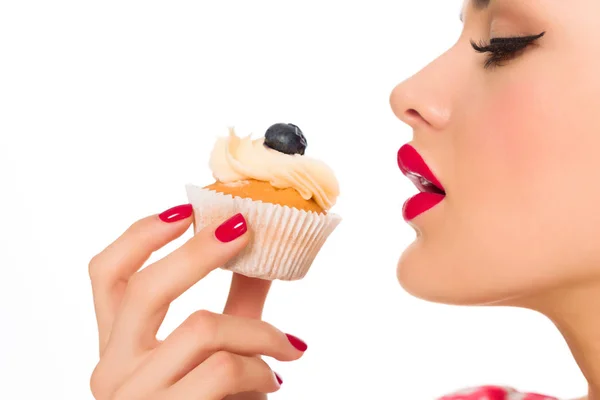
466,77,569,197
453,66,600,290
479,63,600,233
471,37,600,201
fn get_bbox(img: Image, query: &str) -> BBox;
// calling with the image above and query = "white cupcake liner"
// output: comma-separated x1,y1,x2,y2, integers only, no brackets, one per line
185,184,342,281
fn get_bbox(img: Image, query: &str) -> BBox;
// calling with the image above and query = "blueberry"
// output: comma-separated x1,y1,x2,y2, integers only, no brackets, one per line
264,123,307,155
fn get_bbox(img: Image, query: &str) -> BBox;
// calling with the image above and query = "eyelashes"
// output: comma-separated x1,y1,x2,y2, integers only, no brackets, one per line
470,31,545,69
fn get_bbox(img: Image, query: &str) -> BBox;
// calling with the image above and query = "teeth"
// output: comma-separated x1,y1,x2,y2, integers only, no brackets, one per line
418,176,433,187
406,171,444,194
406,171,433,186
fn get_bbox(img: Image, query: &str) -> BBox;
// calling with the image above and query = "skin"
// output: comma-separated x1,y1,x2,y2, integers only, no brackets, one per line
89,211,305,400
390,0,600,399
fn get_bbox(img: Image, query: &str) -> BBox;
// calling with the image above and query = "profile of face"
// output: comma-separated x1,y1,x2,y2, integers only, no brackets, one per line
390,0,600,306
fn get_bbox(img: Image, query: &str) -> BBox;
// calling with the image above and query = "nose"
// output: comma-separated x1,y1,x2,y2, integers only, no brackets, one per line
389,51,454,131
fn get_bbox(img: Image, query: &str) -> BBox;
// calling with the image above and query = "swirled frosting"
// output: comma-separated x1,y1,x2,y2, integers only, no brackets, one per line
209,128,339,210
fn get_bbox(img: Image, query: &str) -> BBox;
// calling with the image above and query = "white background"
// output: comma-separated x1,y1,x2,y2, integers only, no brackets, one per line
0,1,586,399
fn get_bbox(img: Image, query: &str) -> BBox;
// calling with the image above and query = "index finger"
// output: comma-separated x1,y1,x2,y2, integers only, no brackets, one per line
108,213,250,352
89,204,194,354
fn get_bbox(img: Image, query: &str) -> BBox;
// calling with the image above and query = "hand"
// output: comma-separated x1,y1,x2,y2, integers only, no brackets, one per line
88,204,307,399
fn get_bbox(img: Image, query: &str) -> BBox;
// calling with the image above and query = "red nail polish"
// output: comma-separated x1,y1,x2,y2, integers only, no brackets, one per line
159,204,193,223
274,372,283,385
215,213,247,242
286,334,308,352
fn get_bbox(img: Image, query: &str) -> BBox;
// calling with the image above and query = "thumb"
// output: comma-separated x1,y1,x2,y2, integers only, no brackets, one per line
223,273,272,319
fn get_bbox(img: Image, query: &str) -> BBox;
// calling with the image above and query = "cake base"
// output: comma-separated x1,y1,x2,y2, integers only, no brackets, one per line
205,179,324,214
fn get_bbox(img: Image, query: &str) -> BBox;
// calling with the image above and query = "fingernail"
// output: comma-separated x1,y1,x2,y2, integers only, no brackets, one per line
286,334,308,352
215,213,247,243
159,204,193,223
274,372,283,386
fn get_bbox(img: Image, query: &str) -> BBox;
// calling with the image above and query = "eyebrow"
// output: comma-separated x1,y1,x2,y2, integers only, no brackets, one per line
473,0,491,8
459,0,491,21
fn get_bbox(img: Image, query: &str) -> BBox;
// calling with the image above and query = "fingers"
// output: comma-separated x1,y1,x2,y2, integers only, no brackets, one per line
223,273,272,319
89,204,193,354
108,213,249,354
166,351,281,400
115,310,304,396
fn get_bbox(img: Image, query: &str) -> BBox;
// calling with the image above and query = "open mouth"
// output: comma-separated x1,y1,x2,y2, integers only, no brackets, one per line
397,144,446,221
404,170,446,196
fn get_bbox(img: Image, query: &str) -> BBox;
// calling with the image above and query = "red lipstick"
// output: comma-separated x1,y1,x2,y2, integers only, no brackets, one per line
398,144,445,221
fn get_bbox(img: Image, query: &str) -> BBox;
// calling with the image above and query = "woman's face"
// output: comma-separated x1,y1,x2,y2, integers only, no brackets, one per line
390,0,600,305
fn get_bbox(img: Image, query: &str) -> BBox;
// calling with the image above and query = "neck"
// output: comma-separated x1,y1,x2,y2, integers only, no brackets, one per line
520,281,600,400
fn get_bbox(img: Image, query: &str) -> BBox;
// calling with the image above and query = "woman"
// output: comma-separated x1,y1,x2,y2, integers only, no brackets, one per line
88,0,600,399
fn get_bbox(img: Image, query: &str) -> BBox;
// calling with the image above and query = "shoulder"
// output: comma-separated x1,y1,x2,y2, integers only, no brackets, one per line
438,385,559,400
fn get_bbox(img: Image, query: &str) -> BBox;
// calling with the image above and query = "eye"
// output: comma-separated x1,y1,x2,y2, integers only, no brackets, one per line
471,31,545,69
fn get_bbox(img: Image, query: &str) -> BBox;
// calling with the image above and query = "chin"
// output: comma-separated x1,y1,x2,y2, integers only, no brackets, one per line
395,238,519,307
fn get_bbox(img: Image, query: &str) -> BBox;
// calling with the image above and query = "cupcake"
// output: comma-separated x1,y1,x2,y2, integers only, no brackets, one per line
186,123,341,281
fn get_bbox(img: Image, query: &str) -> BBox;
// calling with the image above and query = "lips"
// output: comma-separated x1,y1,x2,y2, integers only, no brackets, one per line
398,144,445,221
